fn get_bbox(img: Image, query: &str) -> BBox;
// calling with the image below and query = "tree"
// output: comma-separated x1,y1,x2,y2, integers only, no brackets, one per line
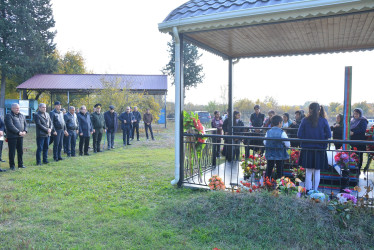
0,0,57,107
55,50,87,74
162,39,204,90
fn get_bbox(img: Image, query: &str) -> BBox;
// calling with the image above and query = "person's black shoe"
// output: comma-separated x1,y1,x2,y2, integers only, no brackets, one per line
37,162,42,166
84,153,90,156
79,153,83,156
43,161,49,164
10,166,15,171
97,150,101,152
58,157,64,161
130,138,134,141
127,143,131,145
71,155,76,157
137,139,140,141
0,159,5,162
18,165,26,169
111,146,115,149
0,168,6,172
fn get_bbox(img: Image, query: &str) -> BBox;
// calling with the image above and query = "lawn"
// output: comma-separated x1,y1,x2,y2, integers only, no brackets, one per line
0,125,373,249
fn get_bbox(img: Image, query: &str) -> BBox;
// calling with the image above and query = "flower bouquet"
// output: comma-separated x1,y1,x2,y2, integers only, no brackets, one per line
276,177,299,196
183,111,207,181
334,150,359,169
241,154,267,180
208,175,225,191
290,149,300,165
238,180,259,193
291,167,305,182
336,189,357,204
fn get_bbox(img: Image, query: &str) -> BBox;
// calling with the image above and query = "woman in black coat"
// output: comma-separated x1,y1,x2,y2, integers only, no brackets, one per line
330,114,343,150
350,108,368,170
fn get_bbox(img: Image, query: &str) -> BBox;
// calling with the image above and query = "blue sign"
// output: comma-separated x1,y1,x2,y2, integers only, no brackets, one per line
158,108,166,124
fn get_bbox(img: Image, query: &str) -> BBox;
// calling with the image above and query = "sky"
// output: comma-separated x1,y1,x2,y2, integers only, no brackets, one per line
51,0,374,106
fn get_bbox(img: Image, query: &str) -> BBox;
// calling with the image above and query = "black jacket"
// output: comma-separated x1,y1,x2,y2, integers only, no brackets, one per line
77,112,93,137
330,123,343,140
50,109,66,131
250,113,265,127
4,112,27,138
104,111,118,132
35,111,53,137
132,111,141,123
118,112,133,130
91,112,106,131
64,112,79,131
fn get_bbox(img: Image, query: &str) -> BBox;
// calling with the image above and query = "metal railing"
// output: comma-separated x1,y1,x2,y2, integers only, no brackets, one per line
182,131,374,200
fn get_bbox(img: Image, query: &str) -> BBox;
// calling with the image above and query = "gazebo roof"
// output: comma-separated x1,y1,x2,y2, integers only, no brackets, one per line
16,74,168,95
159,0,374,58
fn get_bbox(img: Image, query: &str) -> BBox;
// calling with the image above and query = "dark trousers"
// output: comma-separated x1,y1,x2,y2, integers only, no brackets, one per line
67,130,77,156
0,140,3,160
92,130,103,152
122,126,131,145
53,129,64,160
79,136,90,155
132,122,139,140
145,124,154,139
8,137,23,168
107,131,115,148
266,160,284,179
212,137,221,158
233,140,241,161
36,136,50,164
63,134,69,153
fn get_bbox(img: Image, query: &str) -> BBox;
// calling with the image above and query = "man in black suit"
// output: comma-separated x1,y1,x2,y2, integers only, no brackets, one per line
77,105,93,156
118,106,133,147
34,103,53,165
64,106,79,157
4,103,27,170
50,101,68,161
131,106,141,141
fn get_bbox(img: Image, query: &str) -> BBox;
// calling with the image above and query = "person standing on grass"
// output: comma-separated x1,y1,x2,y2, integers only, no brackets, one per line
264,115,290,179
131,106,141,141
35,103,53,166
0,115,6,172
91,104,106,153
61,108,68,154
104,105,118,150
64,106,79,157
297,102,331,192
119,106,133,146
77,105,93,156
143,108,154,141
50,101,68,161
4,103,27,170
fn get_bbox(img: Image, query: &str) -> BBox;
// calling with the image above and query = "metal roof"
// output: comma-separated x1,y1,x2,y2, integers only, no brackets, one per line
159,0,374,59
164,0,302,22
16,74,168,95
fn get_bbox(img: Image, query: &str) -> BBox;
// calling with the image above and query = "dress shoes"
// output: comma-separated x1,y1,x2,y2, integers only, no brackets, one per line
84,153,90,156
10,166,15,171
127,143,131,145
54,158,59,162
111,146,115,149
43,161,49,164
0,159,5,162
58,157,64,161
0,168,6,172
18,165,26,169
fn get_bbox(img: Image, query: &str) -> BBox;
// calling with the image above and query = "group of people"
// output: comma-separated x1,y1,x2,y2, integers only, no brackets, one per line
210,103,369,192
0,102,156,172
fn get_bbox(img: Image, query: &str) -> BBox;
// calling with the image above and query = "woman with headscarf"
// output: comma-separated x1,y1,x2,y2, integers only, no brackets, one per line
350,108,368,171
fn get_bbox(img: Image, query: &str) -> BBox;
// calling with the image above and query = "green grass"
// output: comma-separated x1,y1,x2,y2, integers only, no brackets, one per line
0,126,373,249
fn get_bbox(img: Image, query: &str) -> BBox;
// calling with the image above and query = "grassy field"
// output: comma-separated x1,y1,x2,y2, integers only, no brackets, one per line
0,125,373,249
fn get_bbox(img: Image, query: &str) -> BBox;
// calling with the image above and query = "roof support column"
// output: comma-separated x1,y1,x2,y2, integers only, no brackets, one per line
171,27,184,186
228,58,234,161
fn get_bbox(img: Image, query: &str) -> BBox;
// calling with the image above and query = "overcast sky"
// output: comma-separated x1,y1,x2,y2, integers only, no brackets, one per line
51,0,374,106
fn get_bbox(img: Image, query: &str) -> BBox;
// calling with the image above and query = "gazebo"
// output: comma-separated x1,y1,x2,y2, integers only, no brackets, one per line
158,0,374,186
